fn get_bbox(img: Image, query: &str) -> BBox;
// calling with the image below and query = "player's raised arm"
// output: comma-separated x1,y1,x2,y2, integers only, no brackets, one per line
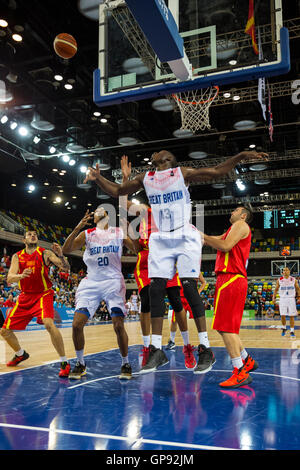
84,157,145,197
62,210,93,254
44,244,70,272
182,151,268,183
204,220,249,253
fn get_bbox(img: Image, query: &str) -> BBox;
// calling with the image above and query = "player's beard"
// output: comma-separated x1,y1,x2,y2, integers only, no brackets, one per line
27,242,38,249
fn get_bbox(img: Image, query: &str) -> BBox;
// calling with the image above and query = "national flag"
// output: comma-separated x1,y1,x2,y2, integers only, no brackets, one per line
267,82,273,142
245,0,259,55
257,27,266,120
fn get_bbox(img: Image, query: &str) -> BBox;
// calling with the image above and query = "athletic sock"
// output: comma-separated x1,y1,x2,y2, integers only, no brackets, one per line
142,335,150,348
76,349,85,365
180,330,189,346
121,355,129,365
290,327,295,332
232,356,244,370
198,332,210,348
170,331,176,343
152,334,162,349
16,349,24,356
60,356,68,363
240,348,248,360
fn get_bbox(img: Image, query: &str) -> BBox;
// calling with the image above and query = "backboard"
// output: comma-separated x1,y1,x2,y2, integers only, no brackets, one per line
93,0,290,107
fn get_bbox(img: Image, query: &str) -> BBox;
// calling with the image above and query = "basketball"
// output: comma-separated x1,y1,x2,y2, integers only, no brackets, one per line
53,33,77,59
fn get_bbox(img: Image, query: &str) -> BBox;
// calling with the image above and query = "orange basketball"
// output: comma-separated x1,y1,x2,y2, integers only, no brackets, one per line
53,33,77,59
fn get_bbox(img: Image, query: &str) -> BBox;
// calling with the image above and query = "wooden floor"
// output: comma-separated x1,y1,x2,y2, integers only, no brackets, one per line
0,317,298,373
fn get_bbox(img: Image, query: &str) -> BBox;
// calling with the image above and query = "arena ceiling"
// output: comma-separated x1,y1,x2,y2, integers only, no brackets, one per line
0,0,300,230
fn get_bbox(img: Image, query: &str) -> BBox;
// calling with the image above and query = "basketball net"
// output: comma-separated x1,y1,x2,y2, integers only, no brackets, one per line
168,86,219,132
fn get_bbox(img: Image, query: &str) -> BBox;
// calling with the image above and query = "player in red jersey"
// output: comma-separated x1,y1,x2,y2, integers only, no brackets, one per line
204,205,258,388
0,228,71,377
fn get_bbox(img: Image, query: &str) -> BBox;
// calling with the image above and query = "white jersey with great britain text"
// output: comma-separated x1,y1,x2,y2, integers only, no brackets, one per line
143,166,202,279
75,226,126,318
143,167,191,232
279,276,296,299
83,226,124,281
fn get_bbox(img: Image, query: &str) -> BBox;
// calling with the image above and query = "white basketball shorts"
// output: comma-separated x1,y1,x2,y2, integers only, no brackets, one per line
279,299,298,317
148,224,202,279
75,276,127,318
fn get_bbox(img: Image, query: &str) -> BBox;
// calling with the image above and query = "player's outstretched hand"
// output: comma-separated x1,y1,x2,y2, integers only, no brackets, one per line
84,163,100,183
51,242,63,257
121,155,131,182
239,151,269,162
76,210,94,231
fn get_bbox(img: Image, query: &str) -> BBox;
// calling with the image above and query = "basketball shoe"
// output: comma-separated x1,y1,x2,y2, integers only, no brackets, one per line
7,351,29,367
68,361,87,379
59,361,71,378
165,340,176,350
219,366,252,388
243,354,258,373
194,344,216,374
140,346,150,367
183,344,197,369
119,363,132,380
139,345,169,374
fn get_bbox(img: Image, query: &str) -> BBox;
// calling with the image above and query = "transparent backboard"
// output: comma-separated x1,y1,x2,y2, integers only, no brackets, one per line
94,0,289,106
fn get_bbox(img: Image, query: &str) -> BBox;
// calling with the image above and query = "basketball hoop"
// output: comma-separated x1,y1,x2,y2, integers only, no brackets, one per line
168,86,219,133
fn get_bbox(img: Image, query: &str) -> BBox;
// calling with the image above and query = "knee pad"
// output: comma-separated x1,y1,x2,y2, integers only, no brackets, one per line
181,278,205,318
140,285,150,313
149,278,168,317
166,286,183,313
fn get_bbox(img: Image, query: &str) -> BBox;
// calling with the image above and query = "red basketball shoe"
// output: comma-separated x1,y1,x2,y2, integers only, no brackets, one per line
183,344,197,369
219,366,252,388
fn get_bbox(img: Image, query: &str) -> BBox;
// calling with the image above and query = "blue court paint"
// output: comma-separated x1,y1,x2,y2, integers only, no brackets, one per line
0,346,299,450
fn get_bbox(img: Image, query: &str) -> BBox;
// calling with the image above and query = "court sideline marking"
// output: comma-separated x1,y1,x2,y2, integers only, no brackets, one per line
0,422,236,451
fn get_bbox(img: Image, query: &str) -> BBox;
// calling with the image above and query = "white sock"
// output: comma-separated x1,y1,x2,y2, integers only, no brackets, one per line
170,331,176,342
16,349,24,356
152,334,162,349
282,325,287,330
60,356,68,363
121,355,129,365
198,332,210,348
180,330,189,346
76,349,85,365
240,349,248,360
291,327,294,332
232,356,244,370
142,335,150,348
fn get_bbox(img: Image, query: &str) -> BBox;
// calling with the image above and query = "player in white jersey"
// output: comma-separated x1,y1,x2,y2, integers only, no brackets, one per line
272,267,300,338
62,205,137,380
129,291,139,318
84,149,267,373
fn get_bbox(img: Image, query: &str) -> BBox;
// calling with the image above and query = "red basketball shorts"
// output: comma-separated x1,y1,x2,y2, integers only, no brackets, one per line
134,250,181,293
212,273,248,334
3,289,54,330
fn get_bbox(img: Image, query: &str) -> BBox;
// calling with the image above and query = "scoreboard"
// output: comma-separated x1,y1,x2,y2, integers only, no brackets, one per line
264,209,300,229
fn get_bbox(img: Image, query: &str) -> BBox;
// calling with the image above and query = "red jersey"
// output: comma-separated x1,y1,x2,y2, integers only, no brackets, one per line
215,225,251,277
3,299,15,307
138,208,158,250
17,247,52,294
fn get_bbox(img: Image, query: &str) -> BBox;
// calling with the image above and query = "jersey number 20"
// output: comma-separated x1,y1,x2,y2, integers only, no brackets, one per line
97,256,109,267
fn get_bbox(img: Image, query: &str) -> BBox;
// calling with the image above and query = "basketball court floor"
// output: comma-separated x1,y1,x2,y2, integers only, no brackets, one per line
0,317,299,451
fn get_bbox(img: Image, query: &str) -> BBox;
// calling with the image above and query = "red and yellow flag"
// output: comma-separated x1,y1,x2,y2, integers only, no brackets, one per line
245,0,259,55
